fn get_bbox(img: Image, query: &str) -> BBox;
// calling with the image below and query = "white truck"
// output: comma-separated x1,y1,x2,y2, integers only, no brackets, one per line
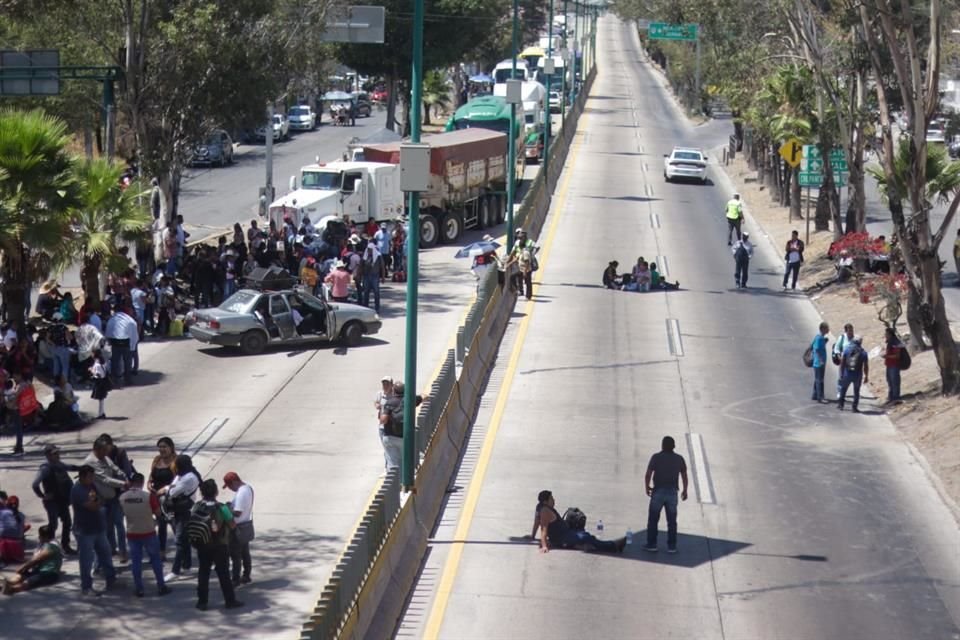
493,81,546,134
268,128,509,247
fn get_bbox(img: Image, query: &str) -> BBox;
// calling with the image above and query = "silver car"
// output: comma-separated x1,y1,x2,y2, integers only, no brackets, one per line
189,287,382,355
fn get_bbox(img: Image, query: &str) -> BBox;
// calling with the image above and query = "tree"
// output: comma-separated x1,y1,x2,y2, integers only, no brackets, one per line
0,109,76,329
859,0,960,394
422,70,452,125
66,159,153,308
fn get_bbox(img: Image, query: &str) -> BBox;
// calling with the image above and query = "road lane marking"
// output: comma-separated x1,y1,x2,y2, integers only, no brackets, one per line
686,433,716,504
645,183,654,198
666,318,684,356
422,111,591,640
650,213,661,228
181,417,229,458
656,255,669,278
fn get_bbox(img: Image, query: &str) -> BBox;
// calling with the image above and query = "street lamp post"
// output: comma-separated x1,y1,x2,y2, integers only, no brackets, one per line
402,0,425,490
506,0,519,251
543,0,554,180
561,0,569,122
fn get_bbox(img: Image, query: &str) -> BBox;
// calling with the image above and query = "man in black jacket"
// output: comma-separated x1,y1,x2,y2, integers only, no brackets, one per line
31,444,79,554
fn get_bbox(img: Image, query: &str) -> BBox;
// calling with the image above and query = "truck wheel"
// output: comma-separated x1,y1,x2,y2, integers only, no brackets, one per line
477,197,490,230
340,321,364,347
420,213,439,248
441,211,464,244
493,194,505,225
240,330,267,355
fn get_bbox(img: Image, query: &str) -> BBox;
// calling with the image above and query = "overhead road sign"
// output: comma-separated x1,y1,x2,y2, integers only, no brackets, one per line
321,5,385,43
648,23,698,41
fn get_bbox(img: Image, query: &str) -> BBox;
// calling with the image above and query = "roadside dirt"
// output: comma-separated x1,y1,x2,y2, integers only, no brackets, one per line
726,153,960,515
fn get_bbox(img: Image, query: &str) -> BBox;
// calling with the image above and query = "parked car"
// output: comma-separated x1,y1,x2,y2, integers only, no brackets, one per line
190,129,234,167
189,286,381,355
371,88,388,103
949,135,960,159
255,114,290,141
663,147,708,184
352,92,373,117
549,90,562,113
287,105,317,131
524,131,544,163
926,123,946,144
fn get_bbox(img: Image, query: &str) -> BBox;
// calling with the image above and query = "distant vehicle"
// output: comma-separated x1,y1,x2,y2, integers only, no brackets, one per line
255,114,290,141
492,59,529,84
926,122,946,144
189,129,234,167
351,92,373,117
948,135,960,159
663,147,708,184
549,90,562,113
445,95,526,183
287,105,317,131
189,286,381,354
524,131,544,163
371,88,388,103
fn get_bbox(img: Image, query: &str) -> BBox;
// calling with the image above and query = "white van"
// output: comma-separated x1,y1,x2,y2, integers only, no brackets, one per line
492,59,528,84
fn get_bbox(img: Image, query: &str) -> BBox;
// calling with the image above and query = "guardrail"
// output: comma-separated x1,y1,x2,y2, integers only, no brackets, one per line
298,63,599,640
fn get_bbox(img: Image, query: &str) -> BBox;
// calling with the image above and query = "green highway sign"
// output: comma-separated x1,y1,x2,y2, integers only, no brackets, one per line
802,145,847,173
798,171,823,187
648,22,698,41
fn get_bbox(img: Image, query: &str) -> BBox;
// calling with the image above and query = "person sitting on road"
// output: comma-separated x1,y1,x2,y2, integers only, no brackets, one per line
35,280,64,320
633,257,652,292
45,374,82,431
602,261,621,290
2,525,63,595
649,263,680,290
531,490,626,554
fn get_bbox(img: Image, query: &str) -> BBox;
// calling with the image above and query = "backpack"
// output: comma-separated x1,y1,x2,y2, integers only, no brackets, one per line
845,345,862,371
802,346,814,368
734,243,749,262
383,410,403,438
898,346,912,371
562,507,587,531
186,501,218,548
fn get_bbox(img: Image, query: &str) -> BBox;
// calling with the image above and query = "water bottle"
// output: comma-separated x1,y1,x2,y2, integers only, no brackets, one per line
626,529,633,545
597,519,604,532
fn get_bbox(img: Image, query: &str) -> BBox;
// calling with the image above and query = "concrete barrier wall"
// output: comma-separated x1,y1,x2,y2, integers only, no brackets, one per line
298,64,598,640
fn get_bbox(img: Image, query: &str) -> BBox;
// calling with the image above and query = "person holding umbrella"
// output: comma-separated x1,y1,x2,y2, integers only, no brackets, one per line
456,235,502,292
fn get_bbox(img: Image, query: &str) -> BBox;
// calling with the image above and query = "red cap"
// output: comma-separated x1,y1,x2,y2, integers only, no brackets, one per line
222,472,241,488
6,495,19,508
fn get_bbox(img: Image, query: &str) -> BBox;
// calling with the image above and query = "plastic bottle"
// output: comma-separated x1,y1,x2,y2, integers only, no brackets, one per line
626,529,633,545
597,519,604,532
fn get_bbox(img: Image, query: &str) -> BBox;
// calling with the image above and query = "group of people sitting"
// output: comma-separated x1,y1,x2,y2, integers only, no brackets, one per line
602,257,680,292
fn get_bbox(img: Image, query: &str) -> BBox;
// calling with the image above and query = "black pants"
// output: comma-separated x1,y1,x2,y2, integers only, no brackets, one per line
727,218,742,244
229,530,252,581
783,262,800,289
735,257,750,287
512,271,533,299
43,499,72,548
196,544,237,606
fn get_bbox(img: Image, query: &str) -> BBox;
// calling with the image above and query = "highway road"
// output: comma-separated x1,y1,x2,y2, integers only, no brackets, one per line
404,16,960,640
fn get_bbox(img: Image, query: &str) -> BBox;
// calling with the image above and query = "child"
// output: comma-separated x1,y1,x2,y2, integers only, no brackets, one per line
90,350,110,420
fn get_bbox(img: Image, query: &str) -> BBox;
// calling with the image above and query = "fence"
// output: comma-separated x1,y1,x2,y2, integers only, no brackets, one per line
298,63,598,640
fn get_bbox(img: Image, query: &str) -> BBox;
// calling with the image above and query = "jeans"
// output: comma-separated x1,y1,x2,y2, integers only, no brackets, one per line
886,366,901,402
157,512,171,552
556,529,618,552
53,346,72,382
131,346,139,374
196,544,237,606
229,527,252,581
104,498,127,555
646,487,679,548
727,218,742,243
811,365,826,401
43,499,73,548
381,433,402,470
734,257,750,287
362,274,381,312
77,530,115,591
224,279,237,300
144,303,156,331
783,261,801,289
171,512,192,573
838,371,863,409
110,338,132,381
128,534,165,593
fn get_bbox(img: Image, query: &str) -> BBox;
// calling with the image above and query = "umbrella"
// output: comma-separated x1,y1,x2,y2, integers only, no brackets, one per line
323,90,354,101
469,73,494,84
455,240,500,259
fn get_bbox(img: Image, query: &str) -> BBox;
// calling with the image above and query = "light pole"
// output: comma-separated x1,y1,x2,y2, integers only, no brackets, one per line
402,0,425,490
561,0,569,122
543,0,554,180
506,0,519,251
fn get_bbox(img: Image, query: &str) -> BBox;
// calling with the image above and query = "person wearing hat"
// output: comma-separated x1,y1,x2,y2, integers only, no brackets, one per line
324,259,352,302
35,279,63,320
731,231,754,289
222,472,255,586
838,335,870,412
504,228,538,300
31,444,80,554
374,222,392,272
725,193,744,245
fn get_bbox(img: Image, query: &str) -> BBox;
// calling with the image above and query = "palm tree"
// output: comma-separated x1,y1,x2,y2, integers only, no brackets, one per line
0,109,76,329
867,142,960,209
66,159,152,308
422,70,452,126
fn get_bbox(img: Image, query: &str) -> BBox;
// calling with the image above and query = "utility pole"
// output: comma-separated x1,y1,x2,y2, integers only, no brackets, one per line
402,0,425,490
506,0,519,251
544,0,554,180
264,103,275,218
561,0,569,123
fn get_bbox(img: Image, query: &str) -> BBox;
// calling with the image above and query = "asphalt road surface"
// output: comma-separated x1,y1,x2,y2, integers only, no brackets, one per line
406,16,960,640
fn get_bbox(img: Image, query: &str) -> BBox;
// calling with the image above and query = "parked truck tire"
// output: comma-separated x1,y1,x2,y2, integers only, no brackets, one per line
476,197,490,230
420,212,439,248
493,194,505,225
441,210,464,243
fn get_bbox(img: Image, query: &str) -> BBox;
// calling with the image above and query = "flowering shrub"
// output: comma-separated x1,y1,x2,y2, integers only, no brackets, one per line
856,272,909,328
828,231,887,263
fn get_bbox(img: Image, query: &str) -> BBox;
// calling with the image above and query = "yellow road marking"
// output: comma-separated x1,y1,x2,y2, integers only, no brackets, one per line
422,116,590,639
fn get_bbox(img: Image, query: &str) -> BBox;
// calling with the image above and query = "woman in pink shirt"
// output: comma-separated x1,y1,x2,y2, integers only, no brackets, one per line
325,261,352,302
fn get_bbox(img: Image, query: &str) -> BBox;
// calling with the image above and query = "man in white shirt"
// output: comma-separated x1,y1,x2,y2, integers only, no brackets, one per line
105,306,139,384
731,231,755,289
222,472,254,585
782,229,805,290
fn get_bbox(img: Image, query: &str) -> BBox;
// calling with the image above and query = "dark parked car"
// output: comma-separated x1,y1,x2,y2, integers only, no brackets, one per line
352,92,373,117
190,129,234,167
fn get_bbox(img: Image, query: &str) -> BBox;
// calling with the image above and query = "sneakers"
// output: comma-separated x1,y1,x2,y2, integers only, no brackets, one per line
224,600,245,610
667,546,678,554
163,572,180,583
158,586,172,596
81,589,102,598
196,601,208,611
644,545,658,552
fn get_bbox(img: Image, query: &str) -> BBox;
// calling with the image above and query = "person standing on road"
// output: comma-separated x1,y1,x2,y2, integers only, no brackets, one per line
193,479,243,611
120,473,171,598
379,380,404,470
838,336,869,412
731,232,754,289
725,193,744,245
222,472,254,586
158,454,202,581
361,242,383,313
783,230,805,290
810,322,830,403
150,178,162,220
31,444,79,554
105,304,138,386
163,220,178,276
833,323,855,399
953,228,960,283
644,436,688,553
883,327,904,405
84,436,130,563
325,260,352,302
505,228,538,300
149,437,177,556
71,464,117,596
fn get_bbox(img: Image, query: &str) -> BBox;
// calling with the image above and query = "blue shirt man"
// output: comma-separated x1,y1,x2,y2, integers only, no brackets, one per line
810,322,830,402
838,336,869,412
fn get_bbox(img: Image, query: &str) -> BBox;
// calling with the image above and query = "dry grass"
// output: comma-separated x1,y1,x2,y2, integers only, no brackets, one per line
728,154,960,514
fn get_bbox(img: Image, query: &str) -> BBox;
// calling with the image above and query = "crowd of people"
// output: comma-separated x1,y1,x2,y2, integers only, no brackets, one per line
0,435,255,610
